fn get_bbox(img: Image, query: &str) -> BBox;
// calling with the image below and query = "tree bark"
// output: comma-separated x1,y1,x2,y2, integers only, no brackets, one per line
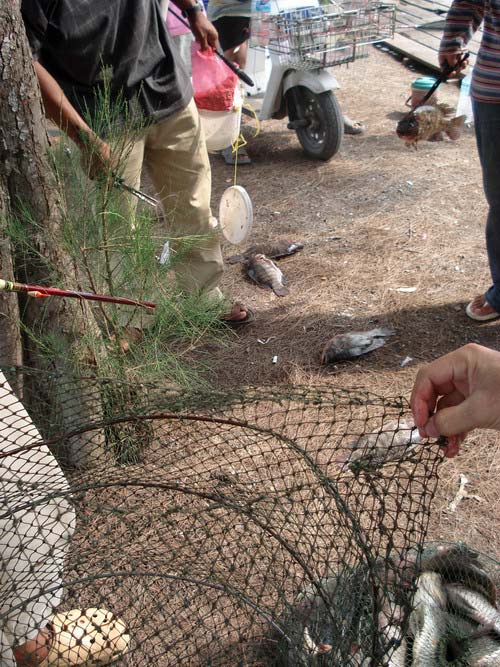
0,188,23,380
0,2,108,468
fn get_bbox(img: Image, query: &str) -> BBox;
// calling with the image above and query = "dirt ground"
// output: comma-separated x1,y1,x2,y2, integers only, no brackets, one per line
203,46,500,561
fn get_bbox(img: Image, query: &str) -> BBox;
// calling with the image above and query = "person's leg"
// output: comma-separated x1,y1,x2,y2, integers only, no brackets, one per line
117,136,146,208
343,115,365,135
468,101,500,318
13,631,50,667
224,38,249,70
144,100,225,297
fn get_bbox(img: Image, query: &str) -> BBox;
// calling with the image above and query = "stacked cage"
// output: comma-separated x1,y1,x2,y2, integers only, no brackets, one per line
250,1,396,69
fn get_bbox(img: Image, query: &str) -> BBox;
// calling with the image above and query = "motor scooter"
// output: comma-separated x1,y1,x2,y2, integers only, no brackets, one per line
246,41,343,160
244,0,395,160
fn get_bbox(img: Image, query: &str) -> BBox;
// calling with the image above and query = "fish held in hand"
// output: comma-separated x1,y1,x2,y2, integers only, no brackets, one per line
396,104,466,148
339,419,423,472
227,240,304,264
244,253,289,297
320,328,395,364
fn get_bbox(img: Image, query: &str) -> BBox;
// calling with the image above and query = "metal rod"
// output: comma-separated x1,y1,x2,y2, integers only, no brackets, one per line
0,279,156,310
113,176,160,208
168,7,255,87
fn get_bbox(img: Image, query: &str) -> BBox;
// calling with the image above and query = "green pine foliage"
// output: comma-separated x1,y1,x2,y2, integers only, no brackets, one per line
9,81,230,394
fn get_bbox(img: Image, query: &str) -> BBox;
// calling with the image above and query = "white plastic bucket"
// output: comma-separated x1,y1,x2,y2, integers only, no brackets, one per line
199,84,243,152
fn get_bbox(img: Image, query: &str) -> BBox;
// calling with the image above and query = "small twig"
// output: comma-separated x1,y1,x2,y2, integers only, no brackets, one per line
448,473,483,512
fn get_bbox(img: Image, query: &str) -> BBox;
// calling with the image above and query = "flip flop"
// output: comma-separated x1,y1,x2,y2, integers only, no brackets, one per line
343,116,365,135
465,296,500,321
221,146,252,165
40,608,130,667
221,305,256,328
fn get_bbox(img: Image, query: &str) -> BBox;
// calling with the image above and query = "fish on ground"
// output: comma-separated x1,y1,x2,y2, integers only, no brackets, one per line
446,584,500,635
320,328,395,364
226,240,304,264
396,104,466,148
243,253,289,296
338,419,423,472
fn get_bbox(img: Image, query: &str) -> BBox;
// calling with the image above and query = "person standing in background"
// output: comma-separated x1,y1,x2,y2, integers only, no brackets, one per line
439,0,500,322
22,0,254,327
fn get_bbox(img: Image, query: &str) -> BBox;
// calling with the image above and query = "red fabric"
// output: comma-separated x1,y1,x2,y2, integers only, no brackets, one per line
191,43,237,111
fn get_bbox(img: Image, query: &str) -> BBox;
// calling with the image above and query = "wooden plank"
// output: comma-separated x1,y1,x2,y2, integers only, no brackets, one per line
383,32,442,68
400,0,452,14
382,0,482,70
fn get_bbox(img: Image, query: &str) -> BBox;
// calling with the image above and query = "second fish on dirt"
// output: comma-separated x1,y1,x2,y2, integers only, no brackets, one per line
321,328,395,364
244,254,289,297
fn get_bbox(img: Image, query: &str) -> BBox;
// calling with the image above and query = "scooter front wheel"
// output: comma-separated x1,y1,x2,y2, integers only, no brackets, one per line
286,86,343,161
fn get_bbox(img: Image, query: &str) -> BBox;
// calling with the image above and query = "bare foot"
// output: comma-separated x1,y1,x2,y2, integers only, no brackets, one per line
222,302,248,322
13,628,51,666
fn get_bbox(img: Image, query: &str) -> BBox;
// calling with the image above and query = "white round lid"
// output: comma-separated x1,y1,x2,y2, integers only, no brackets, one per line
219,185,253,245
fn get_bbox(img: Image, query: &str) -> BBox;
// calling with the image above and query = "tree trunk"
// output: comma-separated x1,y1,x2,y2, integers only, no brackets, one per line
0,187,23,381
0,2,109,468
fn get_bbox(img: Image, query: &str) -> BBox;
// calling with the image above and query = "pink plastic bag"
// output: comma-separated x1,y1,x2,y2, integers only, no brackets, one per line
166,9,191,36
191,42,238,112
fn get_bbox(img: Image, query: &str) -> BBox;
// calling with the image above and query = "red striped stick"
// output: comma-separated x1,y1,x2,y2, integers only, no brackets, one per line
0,279,155,310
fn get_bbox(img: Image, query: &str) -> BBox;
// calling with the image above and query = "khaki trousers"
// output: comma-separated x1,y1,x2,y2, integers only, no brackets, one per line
120,99,224,297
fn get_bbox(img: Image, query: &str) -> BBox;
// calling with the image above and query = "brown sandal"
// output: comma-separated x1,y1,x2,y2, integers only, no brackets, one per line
221,303,256,328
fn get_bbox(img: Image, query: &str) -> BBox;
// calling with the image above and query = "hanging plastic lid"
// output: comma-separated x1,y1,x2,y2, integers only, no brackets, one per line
219,185,253,245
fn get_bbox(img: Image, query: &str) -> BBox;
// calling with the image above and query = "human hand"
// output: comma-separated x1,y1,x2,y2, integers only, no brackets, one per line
410,344,500,457
439,51,469,78
189,11,219,50
79,134,114,180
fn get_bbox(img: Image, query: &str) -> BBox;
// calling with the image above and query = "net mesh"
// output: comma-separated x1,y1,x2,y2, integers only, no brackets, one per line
2,368,497,667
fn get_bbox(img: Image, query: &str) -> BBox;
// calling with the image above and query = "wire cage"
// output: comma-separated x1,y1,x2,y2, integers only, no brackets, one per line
0,369,452,666
250,2,396,69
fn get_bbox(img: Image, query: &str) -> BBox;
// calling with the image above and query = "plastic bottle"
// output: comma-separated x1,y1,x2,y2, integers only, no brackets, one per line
456,72,473,125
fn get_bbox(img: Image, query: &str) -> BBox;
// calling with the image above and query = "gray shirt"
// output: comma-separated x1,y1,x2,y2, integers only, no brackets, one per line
21,0,193,126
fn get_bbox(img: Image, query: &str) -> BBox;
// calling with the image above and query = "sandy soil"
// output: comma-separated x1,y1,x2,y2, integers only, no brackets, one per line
56,46,500,666
205,46,500,560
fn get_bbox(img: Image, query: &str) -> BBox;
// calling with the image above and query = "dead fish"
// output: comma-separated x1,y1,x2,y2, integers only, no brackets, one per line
409,573,448,667
446,584,500,635
468,635,500,667
414,571,448,613
396,104,466,148
387,638,407,667
418,545,497,606
339,419,423,472
410,603,448,667
227,240,304,264
320,328,395,364
244,253,289,296
378,593,406,666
